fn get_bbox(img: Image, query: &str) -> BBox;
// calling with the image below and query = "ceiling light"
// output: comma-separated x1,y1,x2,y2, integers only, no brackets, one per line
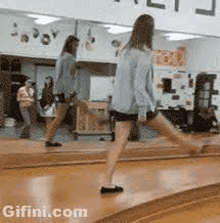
164,33,203,41
27,14,60,25
102,24,132,34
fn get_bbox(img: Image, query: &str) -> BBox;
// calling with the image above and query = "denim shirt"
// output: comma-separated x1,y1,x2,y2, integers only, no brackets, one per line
54,52,80,98
111,48,156,120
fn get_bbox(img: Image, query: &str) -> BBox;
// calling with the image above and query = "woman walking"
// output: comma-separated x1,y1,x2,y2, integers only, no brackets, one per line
100,14,203,194
45,35,80,147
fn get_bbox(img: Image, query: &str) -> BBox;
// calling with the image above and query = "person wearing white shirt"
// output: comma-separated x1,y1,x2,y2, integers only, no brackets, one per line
45,35,80,147
17,79,35,138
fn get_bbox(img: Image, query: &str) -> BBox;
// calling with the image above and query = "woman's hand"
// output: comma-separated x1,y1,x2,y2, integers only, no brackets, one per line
55,96,59,102
137,113,147,126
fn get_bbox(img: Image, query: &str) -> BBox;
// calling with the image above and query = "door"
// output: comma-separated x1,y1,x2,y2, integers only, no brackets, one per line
0,71,11,116
193,74,214,132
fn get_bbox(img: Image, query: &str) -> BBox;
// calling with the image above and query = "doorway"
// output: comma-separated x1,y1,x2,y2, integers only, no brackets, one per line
193,73,216,132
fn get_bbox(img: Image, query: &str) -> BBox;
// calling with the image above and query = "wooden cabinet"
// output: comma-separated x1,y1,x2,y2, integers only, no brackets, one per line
73,101,111,139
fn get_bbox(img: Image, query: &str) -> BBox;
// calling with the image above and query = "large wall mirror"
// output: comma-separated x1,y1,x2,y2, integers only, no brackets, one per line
0,8,220,143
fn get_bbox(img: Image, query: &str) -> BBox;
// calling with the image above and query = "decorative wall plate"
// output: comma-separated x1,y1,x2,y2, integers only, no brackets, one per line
111,39,121,57
85,28,95,51
20,34,29,43
51,29,59,38
33,28,39,38
11,22,18,37
41,34,51,45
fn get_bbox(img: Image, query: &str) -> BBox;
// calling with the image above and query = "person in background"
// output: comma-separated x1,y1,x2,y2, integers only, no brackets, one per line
38,76,56,130
0,83,5,128
45,35,80,147
197,106,218,132
209,106,219,128
17,79,35,138
100,14,203,194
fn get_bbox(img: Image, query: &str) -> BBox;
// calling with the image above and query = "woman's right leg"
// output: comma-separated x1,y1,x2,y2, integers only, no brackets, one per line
148,112,202,153
45,102,69,147
101,121,131,192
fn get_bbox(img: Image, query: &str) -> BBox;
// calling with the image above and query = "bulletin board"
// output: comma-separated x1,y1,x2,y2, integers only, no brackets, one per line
154,47,186,68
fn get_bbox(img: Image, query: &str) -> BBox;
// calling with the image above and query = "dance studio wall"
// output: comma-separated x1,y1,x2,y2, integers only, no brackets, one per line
0,14,76,58
186,36,220,120
1,0,219,37
77,20,122,63
187,37,220,72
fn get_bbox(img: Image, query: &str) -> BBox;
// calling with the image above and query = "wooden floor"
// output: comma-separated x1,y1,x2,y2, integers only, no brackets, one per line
1,157,220,222
0,136,196,169
145,195,220,223
1,133,220,169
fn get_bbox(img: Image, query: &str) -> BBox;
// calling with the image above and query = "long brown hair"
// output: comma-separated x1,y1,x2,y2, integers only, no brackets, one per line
44,76,54,89
61,35,79,55
123,14,154,51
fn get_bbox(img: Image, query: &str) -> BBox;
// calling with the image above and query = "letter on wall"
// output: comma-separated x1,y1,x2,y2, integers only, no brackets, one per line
175,0,180,12
147,0,165,9
195,0,216,16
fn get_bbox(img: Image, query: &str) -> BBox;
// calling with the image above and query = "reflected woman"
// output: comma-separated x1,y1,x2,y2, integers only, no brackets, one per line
45,35,80,147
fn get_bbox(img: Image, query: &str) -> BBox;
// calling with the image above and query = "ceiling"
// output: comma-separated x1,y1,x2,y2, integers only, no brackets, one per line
0,8,75,25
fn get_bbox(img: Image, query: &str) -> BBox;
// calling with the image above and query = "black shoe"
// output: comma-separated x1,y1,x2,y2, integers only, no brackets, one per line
100,185,124,194
45,141,62,147
20,134,30,139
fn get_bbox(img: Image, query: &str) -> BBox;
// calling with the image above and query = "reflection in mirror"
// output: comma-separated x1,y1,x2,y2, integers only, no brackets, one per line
0,8,220,149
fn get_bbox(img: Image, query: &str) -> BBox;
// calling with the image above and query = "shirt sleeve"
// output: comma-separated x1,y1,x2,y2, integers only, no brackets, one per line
70,59,80,94
54,57,63,95
134,51,154,120
38,89,43,100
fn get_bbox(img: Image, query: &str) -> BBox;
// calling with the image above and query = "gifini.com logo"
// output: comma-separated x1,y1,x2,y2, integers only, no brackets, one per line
2,206,88,218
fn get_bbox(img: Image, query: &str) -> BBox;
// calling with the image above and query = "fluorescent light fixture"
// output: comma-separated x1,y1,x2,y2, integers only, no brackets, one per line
164,33,203,41
27,14,60,25
103,24,132,34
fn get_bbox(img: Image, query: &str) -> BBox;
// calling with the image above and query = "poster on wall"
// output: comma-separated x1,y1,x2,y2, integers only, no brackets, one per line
154,47,186,68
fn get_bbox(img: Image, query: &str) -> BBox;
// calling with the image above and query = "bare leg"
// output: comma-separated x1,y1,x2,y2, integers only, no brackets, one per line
45,117,53,130
102,121,131,187
46,102,69,143
148,112,202,153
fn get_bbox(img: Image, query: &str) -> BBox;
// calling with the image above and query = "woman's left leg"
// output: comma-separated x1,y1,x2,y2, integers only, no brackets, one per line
45,102,69,147
45,117,53,130
101,121,131,193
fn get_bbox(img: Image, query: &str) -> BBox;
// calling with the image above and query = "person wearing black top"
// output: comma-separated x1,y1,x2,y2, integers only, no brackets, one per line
38,76,56,130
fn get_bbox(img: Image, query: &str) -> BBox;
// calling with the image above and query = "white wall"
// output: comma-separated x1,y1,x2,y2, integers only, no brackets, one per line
90,76,114,101
0,14,76,58
1,0,220,37
186,36,220,120
187,37,220,72
77,20,124,63
21,62,36,80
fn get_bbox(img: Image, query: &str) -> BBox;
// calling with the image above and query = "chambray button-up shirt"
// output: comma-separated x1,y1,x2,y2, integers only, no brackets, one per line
111,48,156,119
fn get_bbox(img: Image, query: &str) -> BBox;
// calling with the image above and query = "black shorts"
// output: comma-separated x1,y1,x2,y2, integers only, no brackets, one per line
110,110,158,122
